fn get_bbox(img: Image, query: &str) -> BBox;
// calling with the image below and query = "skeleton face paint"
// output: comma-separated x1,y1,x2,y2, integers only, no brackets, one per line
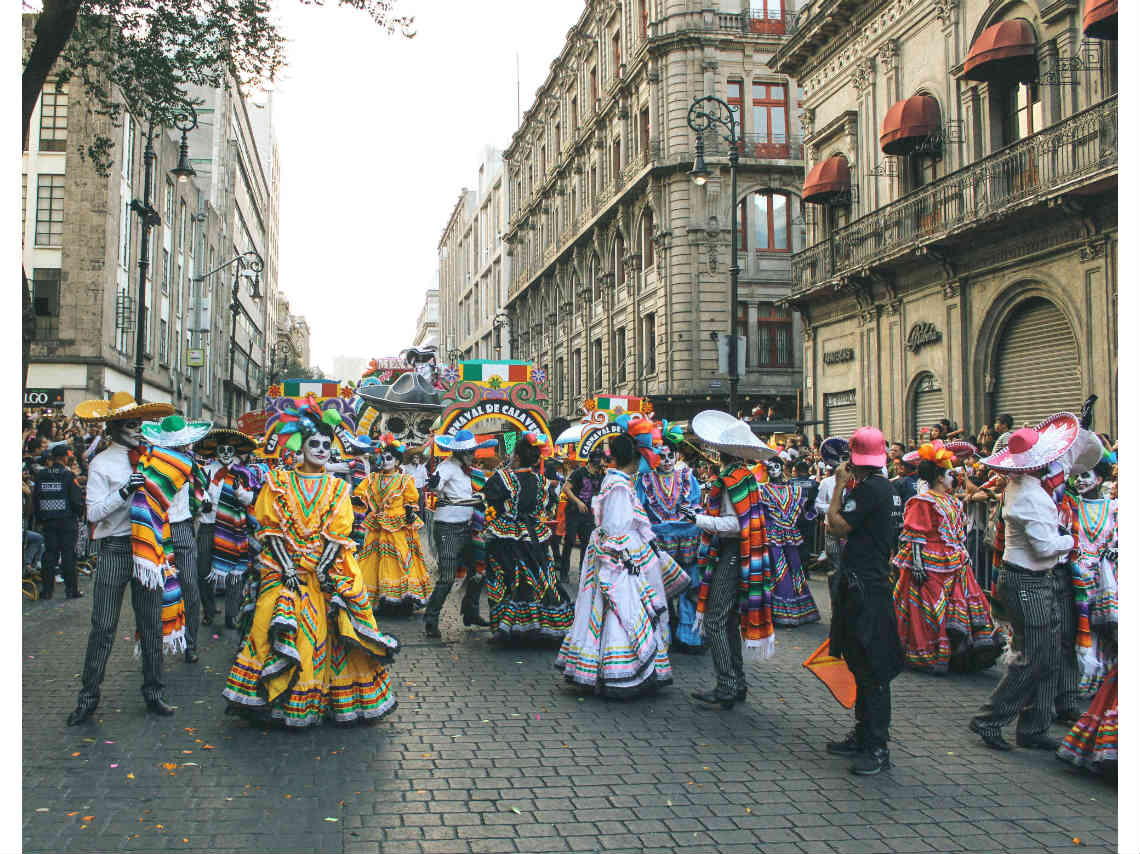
303,435,332,468
112,419,143,449
381,451,398,471
657,446,676,474
1074,471,1100,497
941,469,956,490
766,460,783,482
217,444,236,467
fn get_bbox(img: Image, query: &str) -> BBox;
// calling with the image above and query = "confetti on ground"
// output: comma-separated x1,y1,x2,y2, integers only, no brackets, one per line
71,752,80,757
82,816,94,821
110,764,118,768
35,808,48,813
510,807,522,815
127,773,135,780
202,744,215,750
323,817,338,822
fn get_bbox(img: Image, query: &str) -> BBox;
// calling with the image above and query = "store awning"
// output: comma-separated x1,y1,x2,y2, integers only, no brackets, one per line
880,94,942,155
1083,0,1117,40
802,156,850,204
962,19,1037,83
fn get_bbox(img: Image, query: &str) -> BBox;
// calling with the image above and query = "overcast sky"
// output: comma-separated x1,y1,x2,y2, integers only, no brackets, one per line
271,0,583,373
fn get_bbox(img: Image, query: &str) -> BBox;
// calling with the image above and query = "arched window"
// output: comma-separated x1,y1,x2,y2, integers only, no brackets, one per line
738,191,791,252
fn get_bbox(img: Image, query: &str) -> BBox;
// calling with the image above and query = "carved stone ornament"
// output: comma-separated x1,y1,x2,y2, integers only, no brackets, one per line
851,58,874,93
708,243,718,273
878,39,899,73
1081,239,1106,261
943,279,960,300
801,108,815,137
932,0,956,26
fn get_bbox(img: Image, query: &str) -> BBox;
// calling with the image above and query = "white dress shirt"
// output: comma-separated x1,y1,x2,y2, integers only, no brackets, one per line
199,460,254,524
168,483,192,524
433,457,474,524
1001,475,1075,572
407,462,428,489
694,480,742,537
814,474,836,517
86,443,135,539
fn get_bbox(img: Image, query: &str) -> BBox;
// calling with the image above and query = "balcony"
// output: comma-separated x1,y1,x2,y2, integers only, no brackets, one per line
791,96,1116,295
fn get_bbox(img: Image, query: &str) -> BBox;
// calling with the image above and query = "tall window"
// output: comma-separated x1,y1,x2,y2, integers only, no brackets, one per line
642,210,654,267
165,180,174,223
123,119,135,185
737,303,750,369
31,268,61,339
590,66,598,111
751,83,788,148
162,249,170,293
159,319,169,364
592,338,603,390
727,80,744,137
571,96,579,130
639,107,650,156
757,302,793,367
38,84,68,151
612,30,622,76
541,145,546,176
555,122,562,153
179,200,187,250
616,327,627,383
34,174,65,247
640,0,649,38
556,356,564,402
119,202,132,268
614,234,625,286
642,313,656,374
1002,81,1042,145
739,191,790,252
612,138,621,179
573,348,582,395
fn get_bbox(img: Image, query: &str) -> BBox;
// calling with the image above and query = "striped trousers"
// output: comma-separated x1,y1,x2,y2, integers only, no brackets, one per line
170,521,200,655
1052,562,1081,715
704,545,744,697
423,521,484,625
196,523,216,619
76,536,164,710
970,567,1058,739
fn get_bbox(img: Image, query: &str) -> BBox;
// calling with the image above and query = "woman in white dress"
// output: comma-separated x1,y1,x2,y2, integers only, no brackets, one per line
555,422,689,698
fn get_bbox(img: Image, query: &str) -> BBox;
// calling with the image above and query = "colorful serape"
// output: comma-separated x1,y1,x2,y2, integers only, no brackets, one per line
210,467,249,587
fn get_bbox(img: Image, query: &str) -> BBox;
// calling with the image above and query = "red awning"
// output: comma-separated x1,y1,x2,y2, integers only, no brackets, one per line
963,19,1037,83
1083,0,1117,39
879,95,942,155
802,156,850,204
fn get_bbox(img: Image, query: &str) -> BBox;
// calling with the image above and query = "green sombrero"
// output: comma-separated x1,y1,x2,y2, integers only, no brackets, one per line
141,415,214,448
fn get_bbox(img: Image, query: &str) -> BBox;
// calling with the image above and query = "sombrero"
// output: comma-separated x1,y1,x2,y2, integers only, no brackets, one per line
977,412,1081,473
196,427,258,456
435,429,496,453
691,410,777,462
819,436,851,468
75,391,174,423
141,415,213,448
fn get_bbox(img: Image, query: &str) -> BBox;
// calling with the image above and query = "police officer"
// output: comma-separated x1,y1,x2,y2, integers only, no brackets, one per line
32,443,84,600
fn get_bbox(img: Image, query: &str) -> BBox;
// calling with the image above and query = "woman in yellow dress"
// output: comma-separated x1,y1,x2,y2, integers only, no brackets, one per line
223,405,399,727
354,433,431,615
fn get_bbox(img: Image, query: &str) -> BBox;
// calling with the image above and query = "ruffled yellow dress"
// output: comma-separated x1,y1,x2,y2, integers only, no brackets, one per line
222,468,399,727
353,471,431,610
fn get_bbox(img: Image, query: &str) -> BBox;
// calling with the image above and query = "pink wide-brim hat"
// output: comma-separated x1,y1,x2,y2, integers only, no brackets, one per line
850,426,887,468
977,412,1079,473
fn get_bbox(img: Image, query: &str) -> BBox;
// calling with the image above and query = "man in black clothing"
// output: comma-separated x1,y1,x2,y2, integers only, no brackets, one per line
32,444,85,600
824,426,903,776
558,451,605,582
888,458,919,554
790,459,819,571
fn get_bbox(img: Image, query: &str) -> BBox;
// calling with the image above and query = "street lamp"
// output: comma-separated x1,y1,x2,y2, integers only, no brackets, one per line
210,250,264,427
687,95,740,417
493,311,510,358
447,347,461,364
132,110,200,402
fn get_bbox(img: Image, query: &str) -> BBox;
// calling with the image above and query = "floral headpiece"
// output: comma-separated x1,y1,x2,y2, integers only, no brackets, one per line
268,395,344,452
377,432,407,454
917,441,956,469
520,430,554,458
661,420,685,449
616,414,660,472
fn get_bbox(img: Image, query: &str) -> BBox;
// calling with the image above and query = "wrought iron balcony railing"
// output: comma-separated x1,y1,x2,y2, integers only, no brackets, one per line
791,96,1116,295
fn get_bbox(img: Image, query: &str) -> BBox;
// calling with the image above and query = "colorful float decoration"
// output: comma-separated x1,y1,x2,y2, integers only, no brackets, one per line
353,348,444,449
260,379,361,458
572,395,655,460
436,360,552,457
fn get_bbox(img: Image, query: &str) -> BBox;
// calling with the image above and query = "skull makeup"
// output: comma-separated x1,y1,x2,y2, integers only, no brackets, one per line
110,418,143,449
941,469,956,490
1073,470,1101,497
303,435,333,468
380,451,398,471
217,444,237,467
657,445,676,474
765,459,784,482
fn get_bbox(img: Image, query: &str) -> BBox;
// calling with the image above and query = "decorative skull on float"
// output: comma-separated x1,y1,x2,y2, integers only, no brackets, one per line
353,346,444,449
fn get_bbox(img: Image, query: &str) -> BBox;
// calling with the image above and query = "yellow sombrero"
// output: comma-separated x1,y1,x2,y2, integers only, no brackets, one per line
196,427,258,455
75,391,175,423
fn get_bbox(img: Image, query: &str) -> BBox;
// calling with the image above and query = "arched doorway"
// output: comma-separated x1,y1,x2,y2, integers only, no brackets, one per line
909,372,945,443
992,296,1083,425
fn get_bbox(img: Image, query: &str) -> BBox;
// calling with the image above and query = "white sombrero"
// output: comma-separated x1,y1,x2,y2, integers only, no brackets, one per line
141,415,213,448
435,429,497,453
977,413,1080,473
691,410,777,462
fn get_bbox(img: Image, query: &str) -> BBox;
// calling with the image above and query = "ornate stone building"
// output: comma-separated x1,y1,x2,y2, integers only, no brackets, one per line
503,1,806,422
771,0,1117,440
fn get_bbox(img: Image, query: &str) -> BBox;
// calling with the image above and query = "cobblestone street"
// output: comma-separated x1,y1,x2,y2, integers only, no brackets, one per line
23,559,1117,854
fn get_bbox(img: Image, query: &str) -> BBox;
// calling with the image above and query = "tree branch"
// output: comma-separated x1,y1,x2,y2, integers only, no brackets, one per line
22,0,82,150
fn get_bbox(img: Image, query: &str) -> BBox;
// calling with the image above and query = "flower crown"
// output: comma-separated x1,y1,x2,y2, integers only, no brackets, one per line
616,414,660,472
269,395,343,452
520,430,553,458
917,441,955,469
377,432,406,454
661,420,685,449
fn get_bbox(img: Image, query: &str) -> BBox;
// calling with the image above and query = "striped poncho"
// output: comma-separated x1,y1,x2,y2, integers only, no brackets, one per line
129,445,197,655
696,462,776,659
210,466,251,587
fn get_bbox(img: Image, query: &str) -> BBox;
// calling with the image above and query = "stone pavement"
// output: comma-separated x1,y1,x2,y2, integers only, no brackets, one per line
24,556,1117,854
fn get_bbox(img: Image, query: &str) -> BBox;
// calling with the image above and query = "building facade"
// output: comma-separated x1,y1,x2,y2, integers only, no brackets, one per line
502,0,806,423
438,147,513,362
414,289,440,349
771,0,1117,441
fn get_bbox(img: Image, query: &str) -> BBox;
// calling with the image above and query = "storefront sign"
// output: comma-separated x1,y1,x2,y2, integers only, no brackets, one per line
24,388,65,407
824,389,857,408
906,322,942,353
823,347,855,365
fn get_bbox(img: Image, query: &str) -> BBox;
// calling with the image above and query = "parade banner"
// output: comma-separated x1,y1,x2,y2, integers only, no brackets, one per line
262,378,358,457
437,359,550,452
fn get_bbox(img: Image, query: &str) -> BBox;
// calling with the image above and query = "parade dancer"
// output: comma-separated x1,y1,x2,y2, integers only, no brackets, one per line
223,404,399,726
422,430,495,638
891,442,1004,673
635,422,703,651
198,429,257,629
686,411,778,711
141,416,213,664
354,433,431,615
482,432,573,643
556,420,689,697
969,412,1102,751
67,393,178,725
758,455,820,627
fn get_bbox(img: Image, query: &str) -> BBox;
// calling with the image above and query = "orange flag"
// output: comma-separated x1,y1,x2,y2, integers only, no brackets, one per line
802,639,857,709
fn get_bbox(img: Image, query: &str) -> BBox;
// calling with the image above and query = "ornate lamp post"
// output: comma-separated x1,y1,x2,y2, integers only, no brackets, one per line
222,250,264,426
687,95,740,417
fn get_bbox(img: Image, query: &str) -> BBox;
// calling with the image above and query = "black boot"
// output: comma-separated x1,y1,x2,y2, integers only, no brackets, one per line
850,746,890,776
462,614,490,627
66,706,95,726
826,729,865,757
145,698,176,716
425,621,441,639
691,689,735,710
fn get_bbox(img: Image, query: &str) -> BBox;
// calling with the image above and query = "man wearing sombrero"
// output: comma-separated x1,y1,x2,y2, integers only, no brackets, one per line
969,412,1103,752
67,392,178,725
422,429,495,639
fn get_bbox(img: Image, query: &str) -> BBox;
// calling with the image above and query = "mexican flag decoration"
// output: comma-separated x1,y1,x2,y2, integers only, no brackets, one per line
460,361,530,384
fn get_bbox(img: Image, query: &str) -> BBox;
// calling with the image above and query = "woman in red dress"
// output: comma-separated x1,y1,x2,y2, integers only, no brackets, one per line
891,442,1005,673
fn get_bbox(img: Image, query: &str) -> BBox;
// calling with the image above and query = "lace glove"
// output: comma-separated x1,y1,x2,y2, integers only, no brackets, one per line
267,536,300,591
909,543,927,585
314,540,340,594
